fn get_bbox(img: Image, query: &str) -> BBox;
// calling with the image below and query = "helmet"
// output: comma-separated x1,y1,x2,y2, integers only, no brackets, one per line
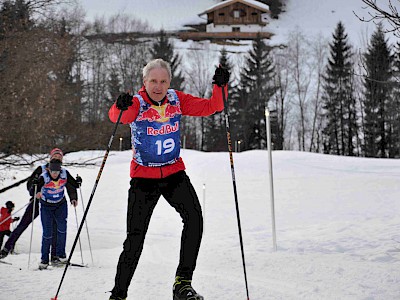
5,201,14,210
50,148,64,160
49,159,62,172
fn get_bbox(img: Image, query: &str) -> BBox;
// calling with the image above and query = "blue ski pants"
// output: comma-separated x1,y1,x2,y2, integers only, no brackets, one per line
40,200,68,263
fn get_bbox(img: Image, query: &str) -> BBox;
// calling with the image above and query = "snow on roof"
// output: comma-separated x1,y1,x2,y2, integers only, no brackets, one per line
199,0,270,16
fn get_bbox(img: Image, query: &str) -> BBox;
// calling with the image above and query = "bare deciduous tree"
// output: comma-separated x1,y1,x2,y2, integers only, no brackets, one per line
356,0,400,37
309,34,328,152
286,29,314,151
271,47,290,150
183,43,217,150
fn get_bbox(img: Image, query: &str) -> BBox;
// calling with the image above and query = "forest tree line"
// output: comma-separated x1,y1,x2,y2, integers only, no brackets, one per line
0,0,399,158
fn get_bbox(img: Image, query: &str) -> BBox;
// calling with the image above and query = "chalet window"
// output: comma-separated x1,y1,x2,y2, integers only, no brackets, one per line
231,9,246,18
219,12,225,16
252,12,258,16
232,27,240,32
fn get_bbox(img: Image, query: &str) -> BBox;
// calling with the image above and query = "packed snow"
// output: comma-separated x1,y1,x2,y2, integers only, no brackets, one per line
0,149,399,299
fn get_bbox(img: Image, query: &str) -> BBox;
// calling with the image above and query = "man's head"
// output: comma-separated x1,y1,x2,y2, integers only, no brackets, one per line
5,201,14,213
50,148,63,161
49,159,62,179
143,58,172,102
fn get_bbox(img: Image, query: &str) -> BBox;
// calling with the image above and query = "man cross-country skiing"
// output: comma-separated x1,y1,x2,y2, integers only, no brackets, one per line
0,148,64,260
108,58,229,300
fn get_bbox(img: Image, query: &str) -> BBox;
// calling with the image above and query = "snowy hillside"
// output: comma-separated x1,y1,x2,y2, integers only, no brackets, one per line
0,150,399,299
79,0,216,31
267,0,394,47
79,0,399,47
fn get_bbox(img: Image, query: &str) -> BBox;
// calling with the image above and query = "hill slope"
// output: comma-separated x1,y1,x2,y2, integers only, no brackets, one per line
1,149,399,299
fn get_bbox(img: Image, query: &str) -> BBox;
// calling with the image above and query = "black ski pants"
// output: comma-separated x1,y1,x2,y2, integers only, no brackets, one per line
3,198,57,256
112,171,203,298
0,230,11,249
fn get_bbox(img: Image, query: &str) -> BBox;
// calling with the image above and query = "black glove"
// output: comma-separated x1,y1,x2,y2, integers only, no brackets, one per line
212,65,230,87
32,175,39,185
76,175,82,185
116,93,133,111
13,217,20,221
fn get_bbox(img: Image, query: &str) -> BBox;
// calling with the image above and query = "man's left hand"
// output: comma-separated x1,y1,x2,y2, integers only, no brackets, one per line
71,200,78,207
212,65,230,87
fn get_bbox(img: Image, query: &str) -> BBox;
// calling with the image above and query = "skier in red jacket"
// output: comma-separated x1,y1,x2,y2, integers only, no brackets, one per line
108,58,229,300
0,201,20,249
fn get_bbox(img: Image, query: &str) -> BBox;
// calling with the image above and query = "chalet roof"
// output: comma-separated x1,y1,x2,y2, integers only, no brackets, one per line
199,0,270,16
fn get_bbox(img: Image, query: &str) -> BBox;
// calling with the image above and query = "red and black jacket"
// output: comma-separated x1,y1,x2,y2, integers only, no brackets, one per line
108,85,226,179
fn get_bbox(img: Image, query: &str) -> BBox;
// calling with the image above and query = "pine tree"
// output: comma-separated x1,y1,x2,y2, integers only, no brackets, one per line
108,69,121,102
363,24,393,158
322,21,358,156
259,0,284,19
150,29,185,90
234,34,275,150
0,0,33,37
388,42,400,157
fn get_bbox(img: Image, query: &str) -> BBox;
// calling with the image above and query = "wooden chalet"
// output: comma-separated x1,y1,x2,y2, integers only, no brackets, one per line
180,0,272,41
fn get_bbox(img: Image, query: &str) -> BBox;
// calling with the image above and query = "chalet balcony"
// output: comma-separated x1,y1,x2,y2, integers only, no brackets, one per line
178,31,272,41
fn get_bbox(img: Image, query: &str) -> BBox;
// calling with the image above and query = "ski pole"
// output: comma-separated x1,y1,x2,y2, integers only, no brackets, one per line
221,85,250,300
0,202,29,226
77,179,94,265
73,206,84,265
52,108,124,300
28,184,38,269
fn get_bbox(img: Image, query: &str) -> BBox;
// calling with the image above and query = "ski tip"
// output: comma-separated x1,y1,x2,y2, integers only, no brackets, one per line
51,297,58,300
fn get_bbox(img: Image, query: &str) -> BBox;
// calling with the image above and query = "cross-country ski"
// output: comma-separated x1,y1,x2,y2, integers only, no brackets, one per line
0,259,12,265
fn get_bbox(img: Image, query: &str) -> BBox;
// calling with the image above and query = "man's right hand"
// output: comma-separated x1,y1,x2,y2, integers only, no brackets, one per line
32,175,39,185
116,93,133,111
76,175,82,185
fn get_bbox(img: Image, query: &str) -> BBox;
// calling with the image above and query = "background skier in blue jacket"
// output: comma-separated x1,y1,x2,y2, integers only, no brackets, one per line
35,157,79,269
0,148,64,260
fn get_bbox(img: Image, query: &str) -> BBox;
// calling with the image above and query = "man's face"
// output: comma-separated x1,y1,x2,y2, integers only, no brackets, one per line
51,154,63,161
50,171,60,179
143,67,171,102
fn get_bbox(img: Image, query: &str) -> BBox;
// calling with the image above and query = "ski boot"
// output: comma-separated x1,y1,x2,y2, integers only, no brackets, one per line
173,276,204,300
109,296,126,300
51,256,68,267
109,287,127,300
0,249,9,259
38,261,49,270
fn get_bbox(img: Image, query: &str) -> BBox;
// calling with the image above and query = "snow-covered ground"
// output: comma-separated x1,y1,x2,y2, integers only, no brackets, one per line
1,149,399,299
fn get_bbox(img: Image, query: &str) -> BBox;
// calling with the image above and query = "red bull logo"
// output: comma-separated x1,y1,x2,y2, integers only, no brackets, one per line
147,121,179,136
137,104,181,122
165,104,182,118
137,107,162,122
44,179,67,190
